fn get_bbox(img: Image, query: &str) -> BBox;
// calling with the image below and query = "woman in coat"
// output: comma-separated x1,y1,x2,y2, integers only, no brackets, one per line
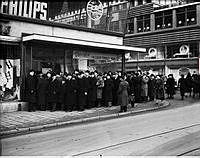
141,74,149,102
148,74,156,101
96,75,104,107
155,75,165,101
118,76,130,112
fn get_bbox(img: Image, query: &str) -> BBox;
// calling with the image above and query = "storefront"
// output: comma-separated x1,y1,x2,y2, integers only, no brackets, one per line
0,13,145,103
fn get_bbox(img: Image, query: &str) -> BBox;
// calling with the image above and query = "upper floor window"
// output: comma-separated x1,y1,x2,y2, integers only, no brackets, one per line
155,10,172,30
137,15,150,33
127,18,134,34
176,5,196,27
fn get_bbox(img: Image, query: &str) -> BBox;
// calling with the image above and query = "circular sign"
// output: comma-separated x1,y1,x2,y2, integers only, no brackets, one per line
148,48,157,57
179,45,189,54
87,0,103,21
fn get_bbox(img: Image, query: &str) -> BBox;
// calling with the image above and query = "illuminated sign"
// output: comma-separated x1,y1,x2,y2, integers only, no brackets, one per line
0,0,47,20
87,0,103,21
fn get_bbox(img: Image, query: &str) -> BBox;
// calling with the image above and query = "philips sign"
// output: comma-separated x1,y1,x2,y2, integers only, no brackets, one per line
0,0,48,20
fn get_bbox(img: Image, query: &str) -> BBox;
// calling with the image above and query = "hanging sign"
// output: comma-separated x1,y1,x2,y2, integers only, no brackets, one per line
0,0,47,20
86,0,103,21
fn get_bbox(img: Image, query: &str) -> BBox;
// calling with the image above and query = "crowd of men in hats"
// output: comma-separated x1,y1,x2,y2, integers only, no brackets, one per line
25,69,200,112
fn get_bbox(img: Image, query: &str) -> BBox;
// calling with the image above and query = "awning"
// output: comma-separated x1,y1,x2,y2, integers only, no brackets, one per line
22,34,146,52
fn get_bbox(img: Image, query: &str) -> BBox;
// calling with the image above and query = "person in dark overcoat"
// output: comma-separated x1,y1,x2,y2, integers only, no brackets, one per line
134,72,142,103
104,75,114,107
185,72,192,97
155,75,165,100
112,73,120,106
141,74,149,102
166,74,176,99
77,72,89,111
118,76,130,112
178,74,186,100
148,74,156,101
47,74,60,112
192,72,199,98
65,74,77,111
88,72,97,108
25,70,37,112
96,74,104,107
37,74,48,110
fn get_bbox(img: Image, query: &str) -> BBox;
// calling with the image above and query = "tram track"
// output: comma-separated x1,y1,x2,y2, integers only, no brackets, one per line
178,147,200,156
73,123,200,156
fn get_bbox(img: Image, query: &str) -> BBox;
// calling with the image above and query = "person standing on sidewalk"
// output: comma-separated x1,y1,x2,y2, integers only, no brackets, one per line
96,74,104,107
47,74,60,112
104,74,114,107
155,75,165,102
118,75,130,112
148,74,156,101
25,69,37,112
37,73,48,111
178,74,186,100
185,72,192,97
166,74,176,99
88,72,97,108
141,74,149,102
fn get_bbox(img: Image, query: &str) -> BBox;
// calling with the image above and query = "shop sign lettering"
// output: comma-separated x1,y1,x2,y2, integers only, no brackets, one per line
0,0,47,20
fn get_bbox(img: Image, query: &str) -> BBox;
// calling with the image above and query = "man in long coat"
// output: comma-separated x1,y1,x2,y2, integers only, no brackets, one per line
37,73,48,110
112,72,120,106
134,72,142,103
178,74,186,100
65,74,77,111
47,74,60,112
166,74,176,99
148,74,156,101
141,74,149,102
25,70,37,112
77,72,89,111
118,76,130,112
104,75,114,107
88,72,97,108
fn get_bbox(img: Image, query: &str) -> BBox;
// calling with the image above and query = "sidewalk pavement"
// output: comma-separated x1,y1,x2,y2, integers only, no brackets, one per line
0,100,170,137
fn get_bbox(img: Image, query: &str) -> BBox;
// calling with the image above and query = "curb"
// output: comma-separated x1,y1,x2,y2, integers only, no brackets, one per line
0,101,170,137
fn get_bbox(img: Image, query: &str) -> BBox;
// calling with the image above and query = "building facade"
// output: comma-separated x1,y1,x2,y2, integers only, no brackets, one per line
54,0,200,81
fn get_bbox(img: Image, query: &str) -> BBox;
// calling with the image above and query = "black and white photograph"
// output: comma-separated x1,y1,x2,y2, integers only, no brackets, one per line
0,0,200,156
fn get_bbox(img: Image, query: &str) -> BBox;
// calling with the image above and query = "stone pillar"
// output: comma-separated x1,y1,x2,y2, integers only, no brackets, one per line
134,17,137,33
122,53,125,73
197,4,200,25
150,13,155,32
199,41,200,74
172,9,176,29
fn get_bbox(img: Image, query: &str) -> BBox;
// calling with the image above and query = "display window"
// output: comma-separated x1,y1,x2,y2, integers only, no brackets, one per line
167,42,199,58
0,45,21,101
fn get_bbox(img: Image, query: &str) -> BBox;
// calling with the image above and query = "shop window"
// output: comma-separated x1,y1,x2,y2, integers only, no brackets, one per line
0,45,21,101
167,43,198,59
137,15,150,33
126,18,134,34
155,10,172,30
176,5,196,27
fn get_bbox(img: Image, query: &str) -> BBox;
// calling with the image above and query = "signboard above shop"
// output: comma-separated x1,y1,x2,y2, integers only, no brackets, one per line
0,0,48,20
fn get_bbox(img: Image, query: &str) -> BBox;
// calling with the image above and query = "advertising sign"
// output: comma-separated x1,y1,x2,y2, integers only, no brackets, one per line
87,0,103,21
0,0,48,20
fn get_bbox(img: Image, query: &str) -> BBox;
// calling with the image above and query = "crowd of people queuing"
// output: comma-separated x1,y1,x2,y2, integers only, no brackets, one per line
25,69,200,112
